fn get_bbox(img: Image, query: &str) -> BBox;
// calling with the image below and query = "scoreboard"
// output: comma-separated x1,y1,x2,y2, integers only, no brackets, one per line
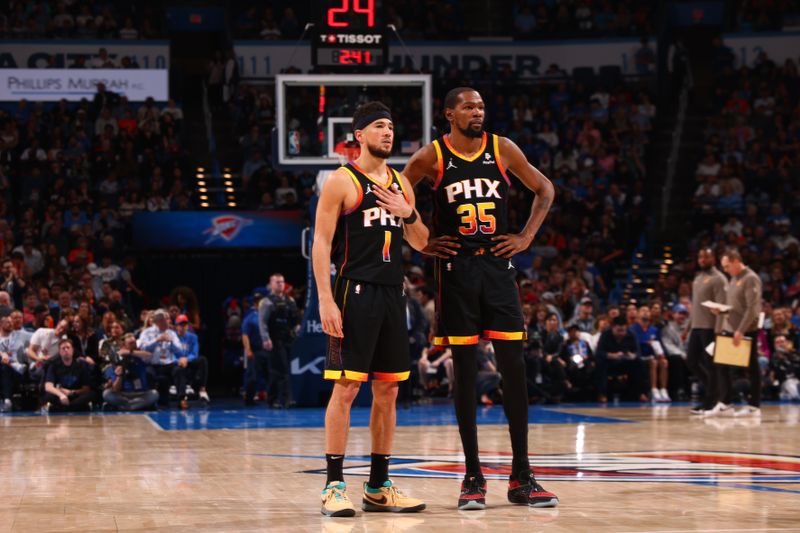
311,0,387,70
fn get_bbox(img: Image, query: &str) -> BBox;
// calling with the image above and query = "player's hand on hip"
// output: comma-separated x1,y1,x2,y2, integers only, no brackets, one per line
373,184,412,219
423,235,460,258
490,233,531,258
320,299,344,338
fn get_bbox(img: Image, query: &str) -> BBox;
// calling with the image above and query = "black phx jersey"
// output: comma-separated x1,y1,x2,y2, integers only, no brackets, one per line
431,132,525,346
432,132,510,251
325,162,411,382
334,162,407,285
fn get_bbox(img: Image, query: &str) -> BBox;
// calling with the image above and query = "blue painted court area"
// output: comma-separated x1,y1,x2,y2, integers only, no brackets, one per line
146,402,632,431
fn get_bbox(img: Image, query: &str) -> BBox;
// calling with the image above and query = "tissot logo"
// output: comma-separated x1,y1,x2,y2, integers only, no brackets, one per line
319,33,383,45
305,451,800,484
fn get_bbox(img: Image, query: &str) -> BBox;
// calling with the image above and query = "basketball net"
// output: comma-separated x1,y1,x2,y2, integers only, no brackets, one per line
317,139,362,193
333,139,361,165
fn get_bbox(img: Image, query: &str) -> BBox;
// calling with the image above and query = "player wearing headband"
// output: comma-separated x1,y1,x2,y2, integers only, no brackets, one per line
312,101,428,517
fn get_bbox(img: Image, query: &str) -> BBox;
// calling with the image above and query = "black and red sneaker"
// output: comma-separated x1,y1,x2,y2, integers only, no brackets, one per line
507,470,559,508
458,475,487,510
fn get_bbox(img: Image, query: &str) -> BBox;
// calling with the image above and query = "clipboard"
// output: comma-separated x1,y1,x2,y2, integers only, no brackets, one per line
713,334,752,367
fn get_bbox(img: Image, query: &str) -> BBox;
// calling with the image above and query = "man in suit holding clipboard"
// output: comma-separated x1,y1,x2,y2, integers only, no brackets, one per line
706,248,763,417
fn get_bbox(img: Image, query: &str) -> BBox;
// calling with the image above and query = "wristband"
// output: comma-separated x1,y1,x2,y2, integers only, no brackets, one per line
403,210,418,225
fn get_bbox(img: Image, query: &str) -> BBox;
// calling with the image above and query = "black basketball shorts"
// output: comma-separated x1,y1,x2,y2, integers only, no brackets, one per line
434,252,526,346
324,277,411,382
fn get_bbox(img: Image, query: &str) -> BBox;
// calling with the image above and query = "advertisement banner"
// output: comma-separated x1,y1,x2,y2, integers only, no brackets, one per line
722,31,800,68
0,69,168,102
0,40,169,70
234,38,655,79
132,211,303,249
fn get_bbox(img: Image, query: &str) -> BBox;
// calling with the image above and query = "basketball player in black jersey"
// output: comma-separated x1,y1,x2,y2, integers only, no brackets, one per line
313,102,428,517
404,88,558,510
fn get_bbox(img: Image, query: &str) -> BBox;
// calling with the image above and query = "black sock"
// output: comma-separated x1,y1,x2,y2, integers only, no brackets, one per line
326,453,344,485
451,345,483,480
493,340,531,480
368,453,390,488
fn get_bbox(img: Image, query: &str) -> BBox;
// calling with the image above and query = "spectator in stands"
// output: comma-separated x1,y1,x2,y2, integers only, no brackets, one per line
137,308,182,407
0,315,24,411
174,314,210,408
170,287,201,332
476,342,502,406
530,313,569,403
770,335,799,400
418,346,454,396
92,83,120,118
631,305,670,401
9,310,32,347
91,48,117,69
26,318,69,382
242,292,268,406
1,259,26,308
662,304,689,360
567,297,595,333
70,314,100,363
119,17,138,40
12,238,44,277
595,316,647,402
102,333,158,410
43,338,93,412
561,324,595,400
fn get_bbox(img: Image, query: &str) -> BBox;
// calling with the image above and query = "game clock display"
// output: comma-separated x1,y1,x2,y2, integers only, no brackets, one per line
312,0,387,70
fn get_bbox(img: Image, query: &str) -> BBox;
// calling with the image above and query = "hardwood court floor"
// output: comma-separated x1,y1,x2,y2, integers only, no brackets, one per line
1,402,799,533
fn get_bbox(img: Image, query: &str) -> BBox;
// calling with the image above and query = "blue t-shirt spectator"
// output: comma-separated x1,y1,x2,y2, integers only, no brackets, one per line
630,323,663,358
177,331,199,362
241,308,263,350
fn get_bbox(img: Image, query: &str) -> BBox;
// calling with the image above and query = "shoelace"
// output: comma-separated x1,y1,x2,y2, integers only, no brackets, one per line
327,486,348,502
385,485,404,502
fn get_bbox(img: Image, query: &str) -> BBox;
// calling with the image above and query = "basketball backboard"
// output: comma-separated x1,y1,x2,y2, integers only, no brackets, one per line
274,74,432,170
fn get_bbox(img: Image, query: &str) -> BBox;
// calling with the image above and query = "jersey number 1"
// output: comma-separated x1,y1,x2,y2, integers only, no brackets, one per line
383,231,391,262
456,202,496,235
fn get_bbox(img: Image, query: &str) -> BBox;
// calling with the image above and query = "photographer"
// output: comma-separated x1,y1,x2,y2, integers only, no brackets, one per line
102,333,158,410
97,321,125,370
258,274,298,408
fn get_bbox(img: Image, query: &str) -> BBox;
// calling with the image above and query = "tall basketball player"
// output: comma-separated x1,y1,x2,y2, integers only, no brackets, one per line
404,88,559,510
312,101,428,517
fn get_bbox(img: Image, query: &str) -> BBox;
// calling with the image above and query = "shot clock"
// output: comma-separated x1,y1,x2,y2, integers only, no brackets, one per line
312,0,388,70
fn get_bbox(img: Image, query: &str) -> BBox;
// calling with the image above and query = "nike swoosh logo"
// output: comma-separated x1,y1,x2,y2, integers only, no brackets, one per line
364,493,387,504
329,456,343,460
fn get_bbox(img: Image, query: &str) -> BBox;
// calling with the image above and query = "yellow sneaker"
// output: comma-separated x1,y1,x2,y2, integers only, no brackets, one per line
321,481,356,517
362,480,426,513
